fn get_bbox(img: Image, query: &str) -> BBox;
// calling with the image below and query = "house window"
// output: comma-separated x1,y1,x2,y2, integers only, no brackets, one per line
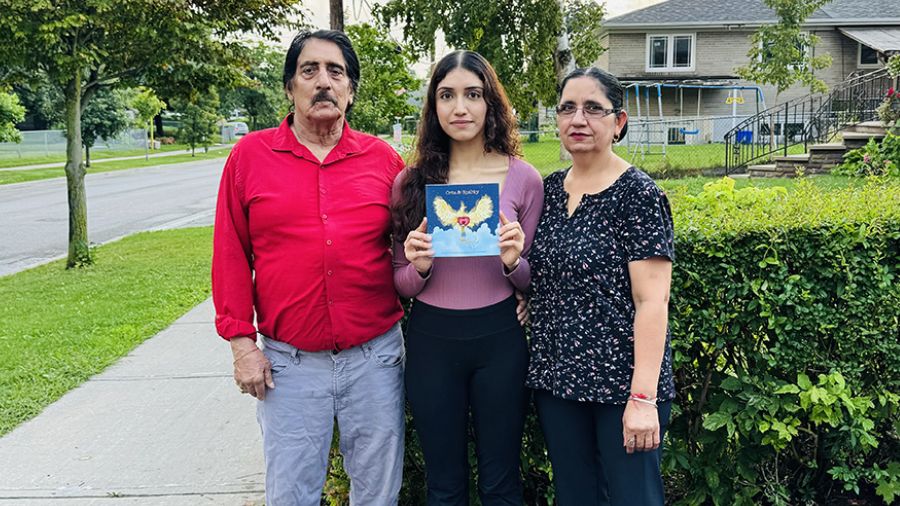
649,36,668,68
646,34,695,72
673,36,692,67
759,35,808,69
858,43,880,68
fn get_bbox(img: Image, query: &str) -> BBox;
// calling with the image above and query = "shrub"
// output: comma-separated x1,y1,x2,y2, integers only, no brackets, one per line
665,177,900,505
834,134,900,177
324,178,900,505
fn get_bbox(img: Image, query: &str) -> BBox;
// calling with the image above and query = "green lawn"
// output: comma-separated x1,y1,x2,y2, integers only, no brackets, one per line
0,143,211,169
0,227,214,436
658,174,867,195
521,138,806,178
0,148,232,186
519,138,860,193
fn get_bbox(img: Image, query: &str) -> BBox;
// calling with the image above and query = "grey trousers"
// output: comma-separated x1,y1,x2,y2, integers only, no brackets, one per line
257,323,405,506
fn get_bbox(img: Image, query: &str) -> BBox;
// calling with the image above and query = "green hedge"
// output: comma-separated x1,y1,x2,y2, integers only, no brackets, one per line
324,177,900,505
665,178,900,505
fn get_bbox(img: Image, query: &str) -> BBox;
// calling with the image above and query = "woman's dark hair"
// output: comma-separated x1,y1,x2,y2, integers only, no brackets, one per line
559,67,628,141
283,30,360,113
393,50,521,238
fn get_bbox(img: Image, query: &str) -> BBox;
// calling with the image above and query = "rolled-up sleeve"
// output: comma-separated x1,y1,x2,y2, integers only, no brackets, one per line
211,145,258,340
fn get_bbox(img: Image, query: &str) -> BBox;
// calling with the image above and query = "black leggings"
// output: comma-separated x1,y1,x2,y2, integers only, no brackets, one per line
405,296,527,506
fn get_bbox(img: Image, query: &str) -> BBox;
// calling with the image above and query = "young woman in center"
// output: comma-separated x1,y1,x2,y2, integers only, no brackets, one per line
391,50,544,506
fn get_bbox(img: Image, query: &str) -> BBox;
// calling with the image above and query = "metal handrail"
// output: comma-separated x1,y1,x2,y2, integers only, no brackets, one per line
724,68,892,172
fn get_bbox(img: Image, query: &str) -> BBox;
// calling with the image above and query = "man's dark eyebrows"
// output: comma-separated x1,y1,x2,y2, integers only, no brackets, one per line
298,59,345,70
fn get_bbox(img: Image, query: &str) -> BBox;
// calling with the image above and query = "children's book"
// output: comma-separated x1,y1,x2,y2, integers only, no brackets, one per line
425,183,501,258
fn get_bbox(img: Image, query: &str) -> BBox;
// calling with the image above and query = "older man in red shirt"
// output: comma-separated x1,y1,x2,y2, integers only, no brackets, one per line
212,30,405,505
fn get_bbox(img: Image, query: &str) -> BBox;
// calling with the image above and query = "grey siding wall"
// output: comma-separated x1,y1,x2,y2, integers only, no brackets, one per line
596,34,610,69
604,28,873,115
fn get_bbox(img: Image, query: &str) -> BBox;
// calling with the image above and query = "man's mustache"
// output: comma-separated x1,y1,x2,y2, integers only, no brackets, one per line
312,91,338,106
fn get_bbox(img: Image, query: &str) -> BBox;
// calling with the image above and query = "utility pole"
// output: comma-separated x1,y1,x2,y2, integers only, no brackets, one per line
330,0,344,31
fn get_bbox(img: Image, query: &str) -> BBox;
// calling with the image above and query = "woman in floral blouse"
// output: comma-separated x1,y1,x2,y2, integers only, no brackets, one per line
526,67,676,505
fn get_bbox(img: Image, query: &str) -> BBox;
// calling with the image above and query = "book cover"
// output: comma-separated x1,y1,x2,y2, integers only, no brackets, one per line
425,183,501,258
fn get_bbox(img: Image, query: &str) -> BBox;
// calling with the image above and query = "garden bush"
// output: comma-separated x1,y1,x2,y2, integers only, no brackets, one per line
834,134,900,177
324,177,900,505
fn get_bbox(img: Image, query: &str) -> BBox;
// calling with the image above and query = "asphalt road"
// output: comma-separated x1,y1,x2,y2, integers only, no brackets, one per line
0,158,224,277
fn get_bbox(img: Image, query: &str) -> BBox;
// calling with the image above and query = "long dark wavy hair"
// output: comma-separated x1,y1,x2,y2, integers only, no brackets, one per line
392,50,521,238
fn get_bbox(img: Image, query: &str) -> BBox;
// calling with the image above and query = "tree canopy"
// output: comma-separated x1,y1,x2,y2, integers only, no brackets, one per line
346,23,420,134
737,0,833,94
80,88,131,166
0,91,25,143
377,0,605,115
377,0,563,114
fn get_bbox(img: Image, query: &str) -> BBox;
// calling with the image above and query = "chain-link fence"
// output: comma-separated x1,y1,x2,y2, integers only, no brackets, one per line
0,128,149,160
518,116,745,177
378,114,744,178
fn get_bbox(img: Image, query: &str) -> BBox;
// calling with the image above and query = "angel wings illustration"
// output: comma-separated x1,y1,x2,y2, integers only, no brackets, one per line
432,194,494,237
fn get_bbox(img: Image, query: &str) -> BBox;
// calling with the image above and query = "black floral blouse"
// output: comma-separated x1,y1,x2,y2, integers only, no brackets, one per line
526,166,676,404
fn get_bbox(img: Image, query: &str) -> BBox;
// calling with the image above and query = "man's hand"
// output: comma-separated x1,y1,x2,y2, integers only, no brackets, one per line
231,337,274,400
514,290,530,327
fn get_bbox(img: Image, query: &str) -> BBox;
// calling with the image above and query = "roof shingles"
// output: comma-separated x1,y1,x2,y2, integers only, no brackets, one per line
605,0,900,28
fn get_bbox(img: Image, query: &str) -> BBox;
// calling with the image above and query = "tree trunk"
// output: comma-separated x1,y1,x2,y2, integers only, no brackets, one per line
64,76,92,268
554,1,576,162
154,114,164,138
330,0,344,31
85,145,91,167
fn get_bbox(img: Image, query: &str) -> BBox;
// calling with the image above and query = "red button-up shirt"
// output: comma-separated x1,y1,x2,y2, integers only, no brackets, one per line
212,115,405,351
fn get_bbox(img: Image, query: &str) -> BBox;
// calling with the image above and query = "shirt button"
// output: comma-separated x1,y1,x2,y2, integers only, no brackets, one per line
326,239,332,246
320,187,327,194
328,299,334,305
327,270,333,276
321,214,328,221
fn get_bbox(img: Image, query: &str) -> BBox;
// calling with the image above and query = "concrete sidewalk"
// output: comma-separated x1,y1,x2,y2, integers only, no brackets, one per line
0,145,232,172
0,299,265,505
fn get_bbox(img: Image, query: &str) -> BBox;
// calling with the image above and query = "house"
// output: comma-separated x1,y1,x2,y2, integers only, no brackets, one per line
598,0,900,144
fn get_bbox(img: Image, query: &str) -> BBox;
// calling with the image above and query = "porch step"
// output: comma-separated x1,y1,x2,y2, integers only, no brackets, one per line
773,154,810,175
748,164,792,178
842,131,886,150
807,144,848,173
841,121,888,136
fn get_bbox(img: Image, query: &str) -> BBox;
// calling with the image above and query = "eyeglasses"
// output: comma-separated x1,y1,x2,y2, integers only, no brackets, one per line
556,103,620,118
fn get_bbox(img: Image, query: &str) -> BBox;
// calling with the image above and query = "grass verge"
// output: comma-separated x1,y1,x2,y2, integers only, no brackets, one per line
0,227,213,436
0,148,231,186
0,143,220,169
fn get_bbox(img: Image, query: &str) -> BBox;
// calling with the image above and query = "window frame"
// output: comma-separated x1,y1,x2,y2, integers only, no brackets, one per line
645,33,696,73
857,42,881,69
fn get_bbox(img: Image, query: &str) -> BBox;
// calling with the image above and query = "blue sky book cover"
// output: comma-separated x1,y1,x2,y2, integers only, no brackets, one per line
425,183,500,258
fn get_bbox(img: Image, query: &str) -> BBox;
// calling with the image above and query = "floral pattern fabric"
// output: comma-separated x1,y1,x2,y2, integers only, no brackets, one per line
526,166,676,404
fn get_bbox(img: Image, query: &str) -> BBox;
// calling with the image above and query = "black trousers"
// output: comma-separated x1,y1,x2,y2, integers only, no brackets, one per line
405,296,527,506
534,389,672,506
